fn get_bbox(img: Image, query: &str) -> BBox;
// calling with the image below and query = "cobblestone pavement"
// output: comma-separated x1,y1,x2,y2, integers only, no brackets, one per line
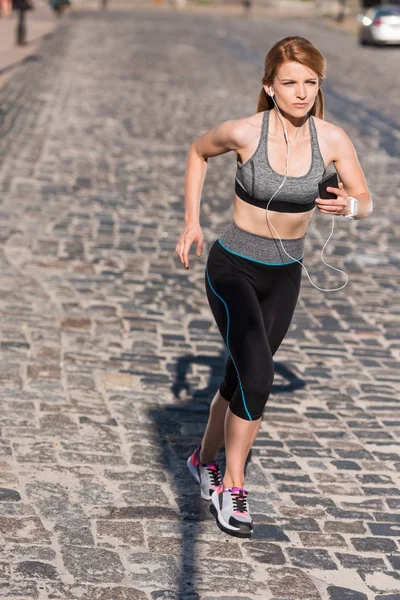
0,9,399,600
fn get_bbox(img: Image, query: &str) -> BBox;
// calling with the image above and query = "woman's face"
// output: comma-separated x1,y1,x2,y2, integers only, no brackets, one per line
265,61,320,116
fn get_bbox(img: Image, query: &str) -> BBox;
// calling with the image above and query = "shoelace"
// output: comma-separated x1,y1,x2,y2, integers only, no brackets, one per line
231,490,248,514
206,464,222,487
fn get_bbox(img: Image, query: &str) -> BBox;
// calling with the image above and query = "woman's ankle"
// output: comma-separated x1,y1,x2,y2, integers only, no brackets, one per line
223,477,245,490
199,448,216,464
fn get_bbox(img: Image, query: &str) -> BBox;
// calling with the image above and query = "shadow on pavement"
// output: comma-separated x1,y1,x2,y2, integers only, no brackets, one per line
149,349,305,599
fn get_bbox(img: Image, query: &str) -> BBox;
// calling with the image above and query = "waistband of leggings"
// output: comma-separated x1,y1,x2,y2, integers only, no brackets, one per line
218,221,305,266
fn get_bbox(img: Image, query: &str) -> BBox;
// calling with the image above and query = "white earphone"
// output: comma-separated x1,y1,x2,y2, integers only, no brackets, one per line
265,86,348,292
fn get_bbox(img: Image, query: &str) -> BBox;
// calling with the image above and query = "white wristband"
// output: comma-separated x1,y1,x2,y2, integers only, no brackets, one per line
344,196,358,219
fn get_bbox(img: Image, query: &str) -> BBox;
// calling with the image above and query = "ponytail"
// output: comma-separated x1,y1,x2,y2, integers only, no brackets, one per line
257,87,274,113
313,89,324,119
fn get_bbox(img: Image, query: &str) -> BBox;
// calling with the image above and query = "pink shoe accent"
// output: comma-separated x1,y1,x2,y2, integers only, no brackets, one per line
230,487,247,494
234,510,249,517
204,463,218,470
191,446,201,467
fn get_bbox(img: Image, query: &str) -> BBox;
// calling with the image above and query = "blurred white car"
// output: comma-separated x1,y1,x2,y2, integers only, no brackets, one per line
358,5,400,45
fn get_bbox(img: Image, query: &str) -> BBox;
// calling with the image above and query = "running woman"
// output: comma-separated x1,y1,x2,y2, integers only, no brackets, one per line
176,36,372,538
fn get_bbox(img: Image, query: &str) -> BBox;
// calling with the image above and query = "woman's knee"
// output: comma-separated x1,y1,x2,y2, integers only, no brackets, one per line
210,389,230,411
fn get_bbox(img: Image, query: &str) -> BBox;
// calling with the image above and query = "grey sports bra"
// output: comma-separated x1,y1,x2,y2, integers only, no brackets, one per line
235,109,326,213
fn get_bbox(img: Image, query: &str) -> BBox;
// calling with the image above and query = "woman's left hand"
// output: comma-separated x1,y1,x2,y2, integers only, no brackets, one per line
315,182,349,216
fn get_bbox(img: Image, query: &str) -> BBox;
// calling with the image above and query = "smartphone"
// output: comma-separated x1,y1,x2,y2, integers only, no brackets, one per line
318,172,339,200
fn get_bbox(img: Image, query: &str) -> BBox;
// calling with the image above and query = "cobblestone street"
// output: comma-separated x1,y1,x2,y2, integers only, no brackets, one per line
0,8,399,600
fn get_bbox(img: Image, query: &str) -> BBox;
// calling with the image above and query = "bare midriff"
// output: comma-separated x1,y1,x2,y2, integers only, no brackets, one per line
233,194,315,239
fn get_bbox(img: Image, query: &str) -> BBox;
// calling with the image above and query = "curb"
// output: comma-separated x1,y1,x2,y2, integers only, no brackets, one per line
0,31,54,76
0,11,60,88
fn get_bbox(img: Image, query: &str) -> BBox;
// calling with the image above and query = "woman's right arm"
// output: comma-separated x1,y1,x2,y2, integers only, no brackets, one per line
176,119,244,269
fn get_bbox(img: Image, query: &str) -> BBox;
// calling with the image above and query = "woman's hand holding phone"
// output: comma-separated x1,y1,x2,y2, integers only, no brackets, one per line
316,173,349,216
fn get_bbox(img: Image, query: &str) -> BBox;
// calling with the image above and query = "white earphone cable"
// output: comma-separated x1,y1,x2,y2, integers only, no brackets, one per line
266,96,348,292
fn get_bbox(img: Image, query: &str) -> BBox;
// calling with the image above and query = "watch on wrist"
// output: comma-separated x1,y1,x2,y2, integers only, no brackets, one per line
344,196,358,219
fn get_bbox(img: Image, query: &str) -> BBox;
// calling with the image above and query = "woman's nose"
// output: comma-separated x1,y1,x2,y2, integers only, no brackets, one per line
296,87,307,99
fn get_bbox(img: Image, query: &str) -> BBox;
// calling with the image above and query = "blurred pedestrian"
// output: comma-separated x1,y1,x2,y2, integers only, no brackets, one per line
242,0,251,17
177,36,372,538
13,0,33,45
49,0,70,16
336,0,347,22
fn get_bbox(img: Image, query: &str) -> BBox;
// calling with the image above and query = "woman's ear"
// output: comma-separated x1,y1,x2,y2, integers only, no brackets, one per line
263,83,272,97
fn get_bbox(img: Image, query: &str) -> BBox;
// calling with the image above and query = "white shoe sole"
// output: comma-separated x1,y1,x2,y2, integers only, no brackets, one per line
186,456,212,501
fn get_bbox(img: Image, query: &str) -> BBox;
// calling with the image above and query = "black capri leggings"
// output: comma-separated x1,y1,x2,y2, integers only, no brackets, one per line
205,224,303,421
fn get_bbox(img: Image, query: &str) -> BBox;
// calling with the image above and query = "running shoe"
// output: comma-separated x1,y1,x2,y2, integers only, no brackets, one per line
187,445,222,500
210,485,253,538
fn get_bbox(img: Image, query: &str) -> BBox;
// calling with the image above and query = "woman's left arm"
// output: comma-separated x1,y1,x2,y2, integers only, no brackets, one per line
315,127,373,220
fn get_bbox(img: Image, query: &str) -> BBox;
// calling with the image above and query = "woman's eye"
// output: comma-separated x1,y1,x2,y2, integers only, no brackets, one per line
282,81,317,86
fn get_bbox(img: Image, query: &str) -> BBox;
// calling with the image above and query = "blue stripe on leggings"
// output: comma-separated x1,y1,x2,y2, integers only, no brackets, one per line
205,264,252,421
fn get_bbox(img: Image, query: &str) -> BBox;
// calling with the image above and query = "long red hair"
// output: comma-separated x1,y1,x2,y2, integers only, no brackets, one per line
257,36,326,119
